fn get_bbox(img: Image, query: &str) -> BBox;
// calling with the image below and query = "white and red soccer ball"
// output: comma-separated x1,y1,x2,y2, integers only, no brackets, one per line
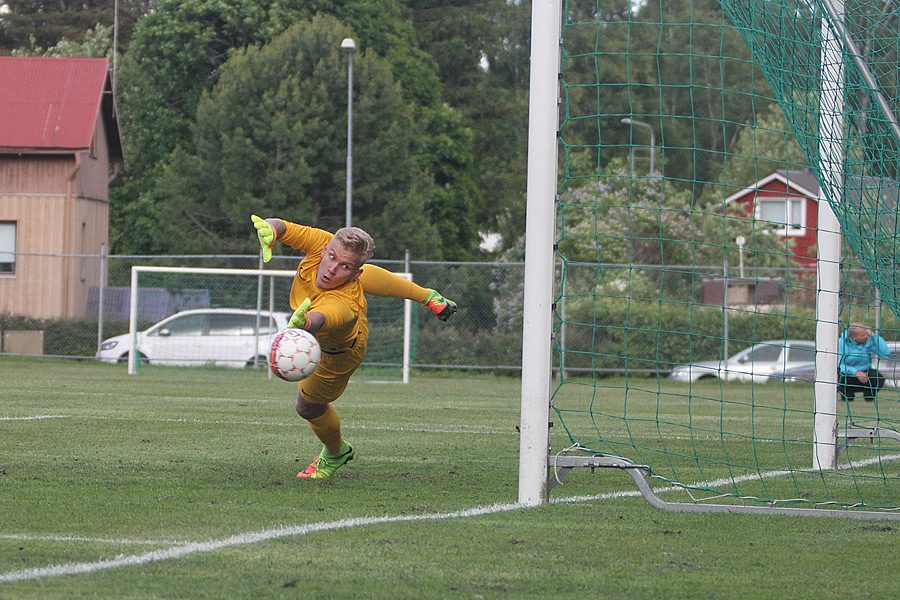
269,328,321,382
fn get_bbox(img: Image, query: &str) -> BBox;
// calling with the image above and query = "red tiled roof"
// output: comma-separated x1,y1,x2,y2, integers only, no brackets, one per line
0,57,122,158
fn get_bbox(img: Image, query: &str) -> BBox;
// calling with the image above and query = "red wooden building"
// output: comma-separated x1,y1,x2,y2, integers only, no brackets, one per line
0,57,123,319
724,169,820,265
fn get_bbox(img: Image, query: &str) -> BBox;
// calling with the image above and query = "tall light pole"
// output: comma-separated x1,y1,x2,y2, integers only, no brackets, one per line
341,38,356,228
621,118,656,174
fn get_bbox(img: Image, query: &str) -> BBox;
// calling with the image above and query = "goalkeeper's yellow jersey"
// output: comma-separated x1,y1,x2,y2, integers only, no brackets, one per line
278,221,366,355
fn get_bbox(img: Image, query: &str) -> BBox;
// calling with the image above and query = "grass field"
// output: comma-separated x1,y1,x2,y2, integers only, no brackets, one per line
3,358,900,599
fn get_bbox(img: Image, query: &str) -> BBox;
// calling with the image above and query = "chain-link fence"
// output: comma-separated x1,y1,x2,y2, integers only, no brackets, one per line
0,251,891,374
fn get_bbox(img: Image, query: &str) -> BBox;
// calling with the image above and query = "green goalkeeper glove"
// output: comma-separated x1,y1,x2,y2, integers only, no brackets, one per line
287,297,312,329
423,289,457,322
251,214,275,263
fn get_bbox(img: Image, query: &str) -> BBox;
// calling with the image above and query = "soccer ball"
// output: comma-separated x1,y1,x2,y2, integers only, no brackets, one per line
269,328,322,382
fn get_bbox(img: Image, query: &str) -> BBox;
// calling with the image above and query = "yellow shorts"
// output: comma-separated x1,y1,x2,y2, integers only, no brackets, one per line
298,336,368,405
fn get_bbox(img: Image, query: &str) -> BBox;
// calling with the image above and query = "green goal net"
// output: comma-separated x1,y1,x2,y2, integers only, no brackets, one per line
540,0,900,514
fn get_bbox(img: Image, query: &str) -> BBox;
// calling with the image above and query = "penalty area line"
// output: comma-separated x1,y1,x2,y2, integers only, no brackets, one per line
0,502,525,584
5,454,900,584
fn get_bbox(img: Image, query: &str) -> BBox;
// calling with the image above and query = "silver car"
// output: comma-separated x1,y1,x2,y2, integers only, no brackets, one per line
96,308,290,368
769,342,900,387
668,340,817,383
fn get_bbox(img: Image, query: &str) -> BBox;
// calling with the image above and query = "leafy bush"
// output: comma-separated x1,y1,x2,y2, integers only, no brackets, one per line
415,327,522,368
560,297,817,372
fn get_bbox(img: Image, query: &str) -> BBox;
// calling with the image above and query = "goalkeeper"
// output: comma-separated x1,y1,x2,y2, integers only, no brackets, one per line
252,215,457,480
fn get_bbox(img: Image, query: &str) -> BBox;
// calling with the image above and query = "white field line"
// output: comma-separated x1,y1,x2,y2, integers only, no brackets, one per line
0,503,525,584
0,414,512,435
2,413,818,440
3,387,519,412
0,413,815,456
3,452,900,584
0,415,69,421
0,534,187,546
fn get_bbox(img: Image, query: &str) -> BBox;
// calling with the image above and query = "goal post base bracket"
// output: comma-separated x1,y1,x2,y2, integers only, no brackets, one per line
547,452,900,520
837,426,900,458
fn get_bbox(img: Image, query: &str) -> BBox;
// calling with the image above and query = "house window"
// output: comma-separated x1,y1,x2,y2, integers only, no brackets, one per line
0,222,15,274
757,196,805,235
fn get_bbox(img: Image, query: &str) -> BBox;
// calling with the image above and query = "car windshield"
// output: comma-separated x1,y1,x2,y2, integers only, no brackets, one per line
147,312,281,337
151,314,206,336
787,345,816,362
207,313,278,336
744,344,781,362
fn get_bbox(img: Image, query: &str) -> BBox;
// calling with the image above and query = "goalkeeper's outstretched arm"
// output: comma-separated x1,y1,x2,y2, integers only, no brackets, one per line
359,264,457,322
251,215,457,321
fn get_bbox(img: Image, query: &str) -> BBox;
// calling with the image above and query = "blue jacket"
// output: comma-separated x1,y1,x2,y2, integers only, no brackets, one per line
838,330,891,376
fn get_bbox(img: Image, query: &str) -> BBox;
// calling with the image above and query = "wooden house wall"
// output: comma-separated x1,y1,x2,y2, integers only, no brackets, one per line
76,112,112,201
0,193,69,318
0,155,72,194
0,151,110,319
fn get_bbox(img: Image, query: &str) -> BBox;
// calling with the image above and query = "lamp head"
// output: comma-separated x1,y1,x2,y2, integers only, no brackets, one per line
341,38,356,52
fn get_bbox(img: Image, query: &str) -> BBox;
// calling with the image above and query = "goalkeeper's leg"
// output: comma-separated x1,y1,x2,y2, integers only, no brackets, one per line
293,352,360,479
295,398,354,479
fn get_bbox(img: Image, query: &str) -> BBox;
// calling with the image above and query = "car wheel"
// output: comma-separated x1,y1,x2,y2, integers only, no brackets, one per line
118,352,148,364
245,355,269,368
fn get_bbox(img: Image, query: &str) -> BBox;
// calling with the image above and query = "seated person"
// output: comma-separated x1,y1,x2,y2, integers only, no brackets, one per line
838,322,891,402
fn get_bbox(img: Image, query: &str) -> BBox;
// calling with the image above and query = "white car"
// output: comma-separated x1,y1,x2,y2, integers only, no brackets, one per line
668,340,817,383
97,308,291,368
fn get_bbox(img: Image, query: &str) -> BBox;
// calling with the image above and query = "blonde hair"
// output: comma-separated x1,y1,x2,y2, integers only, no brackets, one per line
333,227,375,266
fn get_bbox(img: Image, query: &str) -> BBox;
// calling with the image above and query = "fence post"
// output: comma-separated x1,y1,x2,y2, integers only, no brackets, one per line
96,242,107,357
254,250,265,369
403,250,411,384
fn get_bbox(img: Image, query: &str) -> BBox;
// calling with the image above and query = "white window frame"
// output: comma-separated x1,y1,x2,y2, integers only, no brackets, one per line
755,196,806,236
0,221,16,276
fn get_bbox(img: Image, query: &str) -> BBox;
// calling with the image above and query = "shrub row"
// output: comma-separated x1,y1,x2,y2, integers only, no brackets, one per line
560,298,819,372
0,316,132,358
3,297,890,375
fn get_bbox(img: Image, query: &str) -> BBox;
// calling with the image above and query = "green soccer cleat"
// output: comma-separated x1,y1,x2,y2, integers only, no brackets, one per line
297,443,354,480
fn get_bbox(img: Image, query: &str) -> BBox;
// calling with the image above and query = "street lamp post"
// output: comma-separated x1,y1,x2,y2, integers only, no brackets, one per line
341,38,356,228
621,118,656,174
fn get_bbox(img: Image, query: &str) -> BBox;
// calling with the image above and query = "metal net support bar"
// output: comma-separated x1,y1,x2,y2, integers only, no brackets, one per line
549,454,900,520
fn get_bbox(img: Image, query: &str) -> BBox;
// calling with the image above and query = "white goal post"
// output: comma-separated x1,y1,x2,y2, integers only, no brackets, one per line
518,0,563,506
127,265,413,383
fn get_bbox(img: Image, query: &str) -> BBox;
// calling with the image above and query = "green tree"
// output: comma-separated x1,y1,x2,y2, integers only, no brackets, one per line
494,159,793,331
557,0,772,199
407,0,532,251
112,0,480,259
719,100,809,189
155,16,440,259
0,0,154,54
635,0,770,191
555,159,789,270
10,23,113,58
